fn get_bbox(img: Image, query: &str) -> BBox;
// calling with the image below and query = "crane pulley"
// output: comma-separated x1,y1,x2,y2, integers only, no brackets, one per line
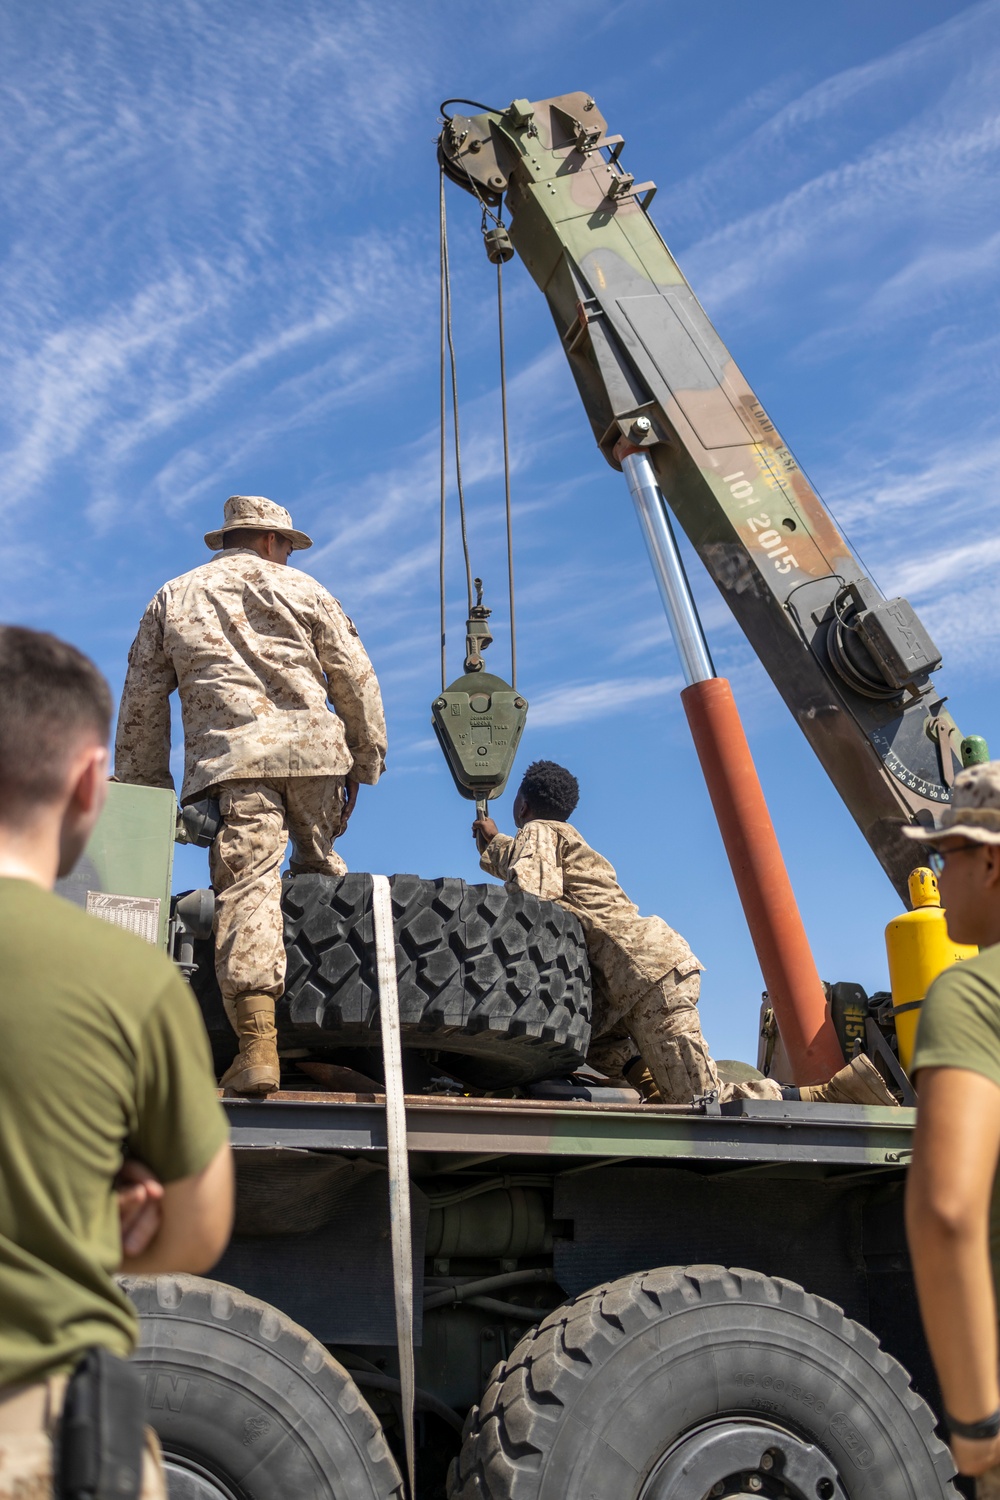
431,580,528,819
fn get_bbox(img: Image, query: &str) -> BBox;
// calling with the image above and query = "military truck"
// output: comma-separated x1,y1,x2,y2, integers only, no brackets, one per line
63,92,980,1500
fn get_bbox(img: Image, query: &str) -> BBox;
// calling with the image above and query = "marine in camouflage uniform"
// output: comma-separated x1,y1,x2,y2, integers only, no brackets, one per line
116,494,387,1096
476,762,897,1109
0,1379,166,1499
475,764,782,1105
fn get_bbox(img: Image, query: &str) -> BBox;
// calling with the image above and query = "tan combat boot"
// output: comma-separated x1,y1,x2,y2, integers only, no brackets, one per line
623,1059,661,1102
798,1053,898,1107
220,994,280,1097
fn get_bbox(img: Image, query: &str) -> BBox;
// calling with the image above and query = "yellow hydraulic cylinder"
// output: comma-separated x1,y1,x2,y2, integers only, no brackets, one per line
885,867,977,1072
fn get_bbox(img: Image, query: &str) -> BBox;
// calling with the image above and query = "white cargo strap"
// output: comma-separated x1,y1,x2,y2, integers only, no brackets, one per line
371,875,416,1499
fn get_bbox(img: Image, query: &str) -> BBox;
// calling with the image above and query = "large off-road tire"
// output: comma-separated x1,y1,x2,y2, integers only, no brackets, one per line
448,1265,957,1500
122,1274,403,1500
192,872,592,1088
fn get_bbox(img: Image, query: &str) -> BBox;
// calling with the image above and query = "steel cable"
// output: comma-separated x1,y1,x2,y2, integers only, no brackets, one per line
439,172,448,692
439,171,474,617
497,257,517,688
439,162,519,690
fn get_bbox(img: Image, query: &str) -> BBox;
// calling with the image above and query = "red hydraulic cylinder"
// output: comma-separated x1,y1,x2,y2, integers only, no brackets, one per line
681,677,844,1086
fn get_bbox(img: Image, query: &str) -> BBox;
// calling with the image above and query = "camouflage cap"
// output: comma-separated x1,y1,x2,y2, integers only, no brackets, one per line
902,760,1000,846
205,495,313,552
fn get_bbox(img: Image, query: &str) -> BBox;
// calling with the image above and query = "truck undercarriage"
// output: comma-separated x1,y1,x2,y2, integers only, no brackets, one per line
118,1088,954,1499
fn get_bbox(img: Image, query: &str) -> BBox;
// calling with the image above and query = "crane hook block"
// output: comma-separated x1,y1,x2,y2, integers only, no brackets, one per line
431,671,528,803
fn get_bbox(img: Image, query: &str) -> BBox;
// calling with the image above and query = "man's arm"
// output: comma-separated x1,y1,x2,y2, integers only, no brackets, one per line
906,1065,1000,1475
473,816,500,853
117,1160,164,1260
477,822,564,901
315,597,387,786
114,595,177,789
120,1140,233,1276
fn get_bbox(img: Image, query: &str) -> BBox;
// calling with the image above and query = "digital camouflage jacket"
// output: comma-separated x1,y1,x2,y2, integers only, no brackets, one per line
115,549,387,802
480,820,702,993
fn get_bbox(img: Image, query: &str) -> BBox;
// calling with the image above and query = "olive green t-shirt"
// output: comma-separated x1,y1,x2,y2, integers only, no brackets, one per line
912,942,1000,1300
0,878,228,1388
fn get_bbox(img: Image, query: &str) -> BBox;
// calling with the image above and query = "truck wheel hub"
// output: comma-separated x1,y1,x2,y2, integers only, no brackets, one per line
162,1455,240,1500
640,1418,843,1500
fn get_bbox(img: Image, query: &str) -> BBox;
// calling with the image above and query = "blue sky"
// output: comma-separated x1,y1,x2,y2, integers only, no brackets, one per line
3,0,998,1064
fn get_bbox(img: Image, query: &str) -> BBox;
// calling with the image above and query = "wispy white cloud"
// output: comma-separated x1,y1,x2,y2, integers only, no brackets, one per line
659,0,1000,250
527,674,683,729
889,534,1000,601
828,434,1000,533
0,0,437,526
687,109,1000,318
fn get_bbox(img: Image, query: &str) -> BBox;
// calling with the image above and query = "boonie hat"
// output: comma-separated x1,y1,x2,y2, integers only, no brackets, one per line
204,494,313,552
902,760,1000,847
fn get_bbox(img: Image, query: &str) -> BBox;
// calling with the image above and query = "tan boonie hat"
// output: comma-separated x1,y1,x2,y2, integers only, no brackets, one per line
204,494,313,552
902,760,1000,847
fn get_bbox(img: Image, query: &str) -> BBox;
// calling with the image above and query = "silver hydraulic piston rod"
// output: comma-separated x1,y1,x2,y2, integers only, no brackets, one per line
619,447,843,1083
621,451,715,685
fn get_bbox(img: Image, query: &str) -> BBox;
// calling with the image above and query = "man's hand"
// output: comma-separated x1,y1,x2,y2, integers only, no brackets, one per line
473,817,499,853
342,779,360,827
951,1433,1000,1477
120,1140,233,1276
116,1159,164,1263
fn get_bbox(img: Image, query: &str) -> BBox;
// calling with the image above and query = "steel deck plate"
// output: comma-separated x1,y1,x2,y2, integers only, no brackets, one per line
223,1092,915,1167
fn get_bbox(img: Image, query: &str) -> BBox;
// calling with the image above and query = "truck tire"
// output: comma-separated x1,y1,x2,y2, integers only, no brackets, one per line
121,1274,403,1500
192,872,592,1088
448,1265,957,1500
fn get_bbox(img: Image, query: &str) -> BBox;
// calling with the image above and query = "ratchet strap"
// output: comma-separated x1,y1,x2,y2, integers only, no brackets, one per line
371,875,416,1498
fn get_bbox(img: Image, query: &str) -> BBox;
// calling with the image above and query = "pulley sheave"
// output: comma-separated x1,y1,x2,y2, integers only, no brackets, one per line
432,670,527,804
431,581,527,805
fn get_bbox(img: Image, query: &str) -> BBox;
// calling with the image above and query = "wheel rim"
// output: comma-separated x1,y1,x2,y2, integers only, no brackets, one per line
639,1417,845,1499
164,1453,241,1500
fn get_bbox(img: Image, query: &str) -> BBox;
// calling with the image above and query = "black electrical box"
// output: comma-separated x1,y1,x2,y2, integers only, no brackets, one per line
847,578,942,691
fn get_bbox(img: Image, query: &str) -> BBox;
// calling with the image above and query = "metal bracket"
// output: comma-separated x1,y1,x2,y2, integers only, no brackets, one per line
607,172,635,199
863,1017,916,1107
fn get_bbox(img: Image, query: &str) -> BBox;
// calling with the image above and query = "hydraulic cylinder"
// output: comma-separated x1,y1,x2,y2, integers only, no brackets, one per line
622,450,843,1085
682,677,845,1085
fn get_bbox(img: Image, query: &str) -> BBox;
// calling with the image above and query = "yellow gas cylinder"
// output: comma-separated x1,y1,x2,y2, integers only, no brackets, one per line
885,867,978,1072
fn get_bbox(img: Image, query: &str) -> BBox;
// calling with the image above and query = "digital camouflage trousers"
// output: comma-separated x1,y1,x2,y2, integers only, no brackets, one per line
209,775,348,1016
586,968,783,1105
979,1466,1000,1497
0,1376,166,1500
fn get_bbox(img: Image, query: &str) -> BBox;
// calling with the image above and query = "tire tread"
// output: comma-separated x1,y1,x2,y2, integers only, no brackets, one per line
447,1265,956,1500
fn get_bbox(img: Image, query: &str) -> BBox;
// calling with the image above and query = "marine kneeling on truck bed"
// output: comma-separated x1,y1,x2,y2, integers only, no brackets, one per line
474,760,899,1109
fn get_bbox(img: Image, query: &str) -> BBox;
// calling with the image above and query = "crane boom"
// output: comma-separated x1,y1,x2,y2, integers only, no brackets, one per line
439,92,962,901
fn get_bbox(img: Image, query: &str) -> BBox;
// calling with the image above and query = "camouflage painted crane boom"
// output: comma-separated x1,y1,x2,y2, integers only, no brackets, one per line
438,92,961,901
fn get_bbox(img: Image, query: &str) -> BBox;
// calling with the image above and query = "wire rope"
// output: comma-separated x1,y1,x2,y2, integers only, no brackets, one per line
496,256,517,688
439,172,448,692
438,161,519,691
439,172,475,616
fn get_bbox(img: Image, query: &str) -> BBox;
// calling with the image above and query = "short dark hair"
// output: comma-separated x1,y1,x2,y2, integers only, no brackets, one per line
519,760,580,821
223,528,278,549
0,626,112,821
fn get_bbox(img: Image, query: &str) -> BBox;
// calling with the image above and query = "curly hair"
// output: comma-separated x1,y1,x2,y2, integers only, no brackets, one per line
519,760,580,822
